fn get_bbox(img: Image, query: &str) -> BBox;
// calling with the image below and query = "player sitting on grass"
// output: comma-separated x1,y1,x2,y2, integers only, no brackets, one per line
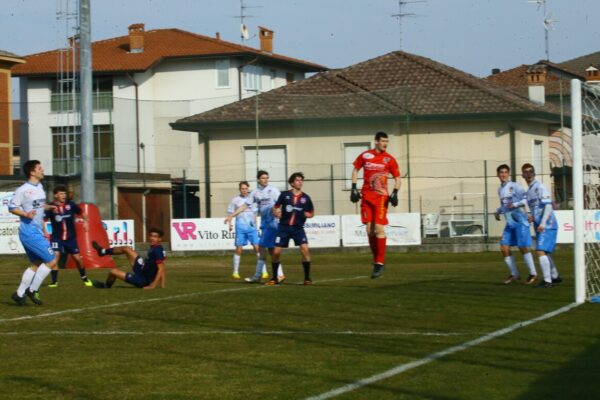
91,228,166,290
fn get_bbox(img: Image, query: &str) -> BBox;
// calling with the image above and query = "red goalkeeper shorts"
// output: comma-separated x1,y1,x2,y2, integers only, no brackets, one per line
360,191,389,225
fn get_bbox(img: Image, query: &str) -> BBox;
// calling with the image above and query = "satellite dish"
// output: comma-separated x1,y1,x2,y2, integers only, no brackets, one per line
544,12,558,30
241,24,249,40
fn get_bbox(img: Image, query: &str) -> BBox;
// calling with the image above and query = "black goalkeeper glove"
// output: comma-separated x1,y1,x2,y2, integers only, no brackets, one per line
389,189,399,207
350,183,361,203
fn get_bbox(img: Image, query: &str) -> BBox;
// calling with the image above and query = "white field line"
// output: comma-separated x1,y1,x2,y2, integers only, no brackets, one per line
305,302,580,400
0,275,367,324
0,330,472,337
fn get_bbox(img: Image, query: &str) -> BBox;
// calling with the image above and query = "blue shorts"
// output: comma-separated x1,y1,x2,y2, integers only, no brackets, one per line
20,231,55,264
125,256,151,288
235,227,259,247
51,238,80,255
535,227,557,253
500,224,532,248
259,227,278,249
275,225,308,248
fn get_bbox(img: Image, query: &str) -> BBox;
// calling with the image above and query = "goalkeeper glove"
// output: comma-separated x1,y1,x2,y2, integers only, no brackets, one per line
389,189,399,207
350,183,361,203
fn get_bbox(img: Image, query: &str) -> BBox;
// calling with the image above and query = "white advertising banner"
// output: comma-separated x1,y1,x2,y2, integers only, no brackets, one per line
555,210,600,243
304,215,341,248
171,218,236,251
0,222,25,254
102,220,135,248
0,192,18,223
0,219,135,254
341,213,422,246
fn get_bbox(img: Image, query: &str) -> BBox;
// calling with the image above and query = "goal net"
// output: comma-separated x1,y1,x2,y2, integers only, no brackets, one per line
571,79,600,303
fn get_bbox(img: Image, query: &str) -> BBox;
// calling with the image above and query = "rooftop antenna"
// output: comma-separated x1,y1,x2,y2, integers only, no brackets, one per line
391,0,426,51
235,0,262,45
528,0,558,61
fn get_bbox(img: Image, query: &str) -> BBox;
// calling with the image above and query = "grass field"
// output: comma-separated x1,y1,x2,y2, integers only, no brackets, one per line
1,250,599,400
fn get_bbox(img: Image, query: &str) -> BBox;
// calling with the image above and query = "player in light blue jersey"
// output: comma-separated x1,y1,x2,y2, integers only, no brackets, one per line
521,163,561,288
9,160,59,306
494,164,538,285
225,170,285,283
226,181,260,279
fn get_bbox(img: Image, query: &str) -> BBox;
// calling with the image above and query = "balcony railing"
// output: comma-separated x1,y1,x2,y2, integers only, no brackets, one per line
52,157,113,176
50,92,113,112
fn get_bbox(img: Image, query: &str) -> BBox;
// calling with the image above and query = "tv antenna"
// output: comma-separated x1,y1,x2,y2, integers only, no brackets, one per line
391,0,426,50
235,0,262,45
528,0,557,60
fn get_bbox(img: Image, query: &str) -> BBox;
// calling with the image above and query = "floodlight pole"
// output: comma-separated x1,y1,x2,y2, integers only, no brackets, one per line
79,0,95,203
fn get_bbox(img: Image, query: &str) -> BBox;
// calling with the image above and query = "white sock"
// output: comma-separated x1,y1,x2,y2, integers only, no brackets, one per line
539,255,552,283
17,268,36,297
504,256,519,277
548,255,559,279
233,254,241,274
255,258,265,277
28,264,52,292
523,252,537,276
278,264,284,277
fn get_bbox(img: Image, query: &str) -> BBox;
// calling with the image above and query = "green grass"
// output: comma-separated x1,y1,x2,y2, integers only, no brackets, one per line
0,251,598,400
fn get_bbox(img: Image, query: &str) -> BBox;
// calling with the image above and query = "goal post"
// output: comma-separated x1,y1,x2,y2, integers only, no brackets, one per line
571,78,600,304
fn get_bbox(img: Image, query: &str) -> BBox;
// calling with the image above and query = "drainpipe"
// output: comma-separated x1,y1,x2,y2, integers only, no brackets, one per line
198,130,211,217
125,73,141,173
509,124,516,181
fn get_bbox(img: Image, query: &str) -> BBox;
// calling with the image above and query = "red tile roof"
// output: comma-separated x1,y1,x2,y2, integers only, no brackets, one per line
173,51,564,128
12,28,326,76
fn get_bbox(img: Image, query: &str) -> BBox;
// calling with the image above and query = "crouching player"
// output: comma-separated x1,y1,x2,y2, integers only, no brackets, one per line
91,228,166,289
267,172,314,285
521,163,562,288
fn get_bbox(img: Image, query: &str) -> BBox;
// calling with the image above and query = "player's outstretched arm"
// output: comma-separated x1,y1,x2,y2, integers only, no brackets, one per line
144,263,165,290
224,204,249,224
350,168,361,203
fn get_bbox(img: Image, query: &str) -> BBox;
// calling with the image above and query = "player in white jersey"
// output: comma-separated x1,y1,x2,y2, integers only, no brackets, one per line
494,164,538,285
9,160,59,306
226,181,260,279
225,170,285,283
520,163,561,288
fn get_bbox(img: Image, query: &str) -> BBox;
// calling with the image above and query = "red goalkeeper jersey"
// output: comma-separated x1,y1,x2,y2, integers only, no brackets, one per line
353,149,400,196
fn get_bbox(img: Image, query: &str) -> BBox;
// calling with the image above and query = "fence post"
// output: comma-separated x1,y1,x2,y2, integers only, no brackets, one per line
484,160,489,242
330,164,335,215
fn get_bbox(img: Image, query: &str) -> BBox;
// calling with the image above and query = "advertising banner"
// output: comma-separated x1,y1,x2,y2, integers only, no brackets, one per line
171,218,235,251
303,215,341,248
341,213,422,247
0,192,18,223
555,210,600,243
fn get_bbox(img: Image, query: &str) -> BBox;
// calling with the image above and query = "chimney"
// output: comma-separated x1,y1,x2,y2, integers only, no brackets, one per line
128,23,145,54
526,65,546,105
491,68,501,75
586,65,600,82
258,26,274,53
215,32,221,40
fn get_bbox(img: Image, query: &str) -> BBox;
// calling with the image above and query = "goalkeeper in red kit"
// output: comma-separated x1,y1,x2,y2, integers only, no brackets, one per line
350,131,401,278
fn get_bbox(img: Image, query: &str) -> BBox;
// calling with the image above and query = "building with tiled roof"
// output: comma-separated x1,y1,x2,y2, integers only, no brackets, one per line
171,51,567,228
0,50,25,175
13,23,325,237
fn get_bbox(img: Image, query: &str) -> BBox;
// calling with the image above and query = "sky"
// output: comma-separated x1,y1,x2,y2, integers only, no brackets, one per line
1,0,599,81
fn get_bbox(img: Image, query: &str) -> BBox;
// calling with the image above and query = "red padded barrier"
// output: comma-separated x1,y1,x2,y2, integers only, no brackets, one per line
66,203,116,269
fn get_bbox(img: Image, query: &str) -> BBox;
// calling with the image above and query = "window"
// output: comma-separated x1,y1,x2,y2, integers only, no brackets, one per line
51,124,114,175
533,140,543,177
50,77,113,112
286,72,295,84
244,146,287,190
216,59,230,88
243,65,262,91
344,143,370,189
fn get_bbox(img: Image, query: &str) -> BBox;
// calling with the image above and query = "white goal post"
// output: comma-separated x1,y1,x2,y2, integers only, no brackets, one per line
571,79,600,304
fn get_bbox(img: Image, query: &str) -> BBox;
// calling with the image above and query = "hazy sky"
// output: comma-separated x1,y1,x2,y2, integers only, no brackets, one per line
1,0,599,79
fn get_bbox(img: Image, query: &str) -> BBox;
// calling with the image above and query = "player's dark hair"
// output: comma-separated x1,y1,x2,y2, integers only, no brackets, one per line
288,172,305,185
521,163,535,173
53,185,67,194
257,170,269,179
375,131,388,141
22,160,40,178
238,181,250,188
149,227,164,238
497,164,510,174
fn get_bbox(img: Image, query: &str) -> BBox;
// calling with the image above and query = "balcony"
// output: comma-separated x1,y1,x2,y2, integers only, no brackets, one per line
52,157,114,176
50,92,113,112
